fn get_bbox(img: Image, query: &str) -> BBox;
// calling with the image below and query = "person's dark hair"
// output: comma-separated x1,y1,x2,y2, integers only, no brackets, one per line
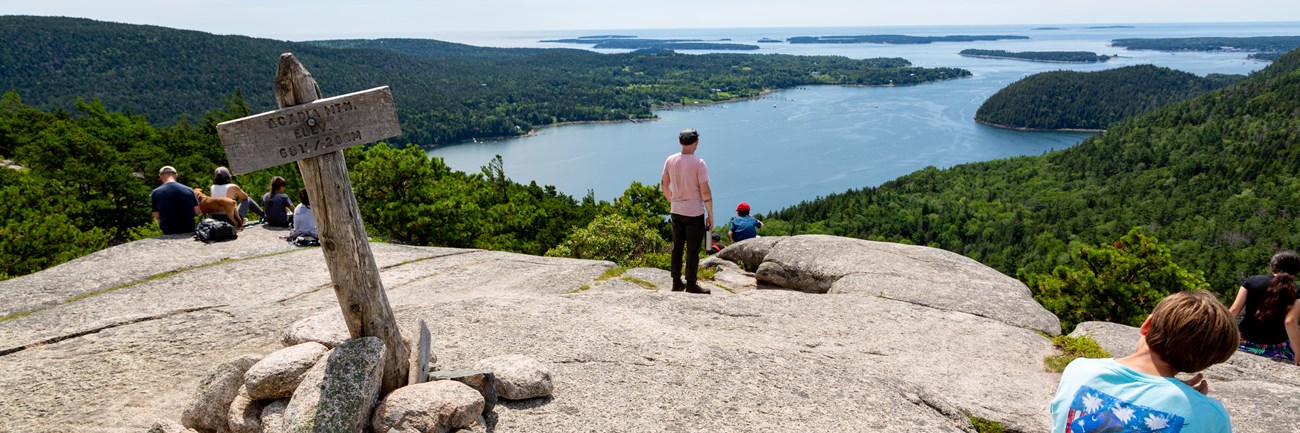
679,128,699,146
1257,250,1300,322
269,176,287,194
298,189,310,206
213,167,232,185
738,208,750,217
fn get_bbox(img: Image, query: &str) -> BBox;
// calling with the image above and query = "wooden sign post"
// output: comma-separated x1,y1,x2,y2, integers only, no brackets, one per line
216,53,410,395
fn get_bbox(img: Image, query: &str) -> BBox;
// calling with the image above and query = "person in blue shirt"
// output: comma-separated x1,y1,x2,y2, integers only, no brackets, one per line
150,165,199,235
727,202,763,243
1050,291,1238,433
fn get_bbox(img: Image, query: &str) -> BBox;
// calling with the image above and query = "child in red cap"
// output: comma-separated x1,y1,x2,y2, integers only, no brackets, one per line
727,202,763,243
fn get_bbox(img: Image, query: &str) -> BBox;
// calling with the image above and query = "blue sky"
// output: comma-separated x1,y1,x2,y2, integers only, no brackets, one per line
5,0,1298,40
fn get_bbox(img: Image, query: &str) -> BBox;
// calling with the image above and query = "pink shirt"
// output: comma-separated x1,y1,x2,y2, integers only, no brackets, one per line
662,153,709,217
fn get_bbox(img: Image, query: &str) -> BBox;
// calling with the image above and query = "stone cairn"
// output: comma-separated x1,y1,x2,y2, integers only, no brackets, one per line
149,309,555,433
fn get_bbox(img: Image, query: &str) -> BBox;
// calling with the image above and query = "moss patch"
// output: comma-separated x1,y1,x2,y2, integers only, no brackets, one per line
596,266,629,281
64,249,299,304
0,310,33,324
567,284,592,294
620,276,658,290
1044,334,1111,373
968,415,1006,433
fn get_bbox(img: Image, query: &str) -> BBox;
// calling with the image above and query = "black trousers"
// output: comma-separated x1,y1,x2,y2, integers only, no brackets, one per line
670,213,706,287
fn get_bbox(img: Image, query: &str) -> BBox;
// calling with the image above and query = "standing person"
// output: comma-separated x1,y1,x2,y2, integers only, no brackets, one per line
1051,291,1237,433
209,166,264,225
1228,250,1300,364
727,202,764,243
661,128,713,294
150,165,199,235
261,176,295,228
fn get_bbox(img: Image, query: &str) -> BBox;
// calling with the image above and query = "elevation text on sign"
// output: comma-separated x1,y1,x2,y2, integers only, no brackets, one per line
216,86,401,175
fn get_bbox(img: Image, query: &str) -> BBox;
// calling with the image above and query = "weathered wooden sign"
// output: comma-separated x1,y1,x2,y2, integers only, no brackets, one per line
216,86,401,175
215,53,410,396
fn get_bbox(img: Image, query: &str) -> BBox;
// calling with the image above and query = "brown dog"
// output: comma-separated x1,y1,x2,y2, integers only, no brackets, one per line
193,188,245,230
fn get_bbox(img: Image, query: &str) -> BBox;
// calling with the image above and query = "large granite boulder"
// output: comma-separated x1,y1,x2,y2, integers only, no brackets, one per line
371,380,485,433
260,399,289,433
6,228,1298,433
729,235,1060,335
282,309,352,348
227,385,264,433
283,337,387,433
244,341,329,400
180,354,261,432
474,355,554,400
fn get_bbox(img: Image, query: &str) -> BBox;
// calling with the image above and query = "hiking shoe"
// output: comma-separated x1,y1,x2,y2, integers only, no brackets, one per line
685,285,711,295
671,279,686,292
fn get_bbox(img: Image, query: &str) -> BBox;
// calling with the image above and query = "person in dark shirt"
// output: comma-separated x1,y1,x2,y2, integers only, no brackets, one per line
150,165,199,235
261,176,294,228
707,232,724,255
1228,250,1300,363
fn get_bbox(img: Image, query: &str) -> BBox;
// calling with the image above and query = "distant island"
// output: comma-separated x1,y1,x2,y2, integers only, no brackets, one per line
975,65,1243,131
757,38,783,43
1250,52,1284,61
1087,25,1135,29
787,34,1029,44
542,36,759,50
1032,27,1064,30
1110,36,1300,53
959,49,1112,63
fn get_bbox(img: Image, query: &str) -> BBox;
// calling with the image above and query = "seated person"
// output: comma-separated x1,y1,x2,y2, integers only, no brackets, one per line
261,176,295,228
727,202,763,243
210,166,264,225
287,189,318,239
1050,291,1237,433
707,232,724,255
150,165,199,234
1228,250,1300,363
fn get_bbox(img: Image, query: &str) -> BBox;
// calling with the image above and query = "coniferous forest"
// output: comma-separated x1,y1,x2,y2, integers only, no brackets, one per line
0,16,967,146
768,49,1300,319
975,65,1243,130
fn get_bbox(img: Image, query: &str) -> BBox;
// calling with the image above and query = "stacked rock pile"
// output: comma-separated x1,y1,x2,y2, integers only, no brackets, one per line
149,309,555,433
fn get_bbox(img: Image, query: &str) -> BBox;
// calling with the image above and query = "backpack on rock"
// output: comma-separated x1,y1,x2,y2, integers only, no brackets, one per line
194,218,238,243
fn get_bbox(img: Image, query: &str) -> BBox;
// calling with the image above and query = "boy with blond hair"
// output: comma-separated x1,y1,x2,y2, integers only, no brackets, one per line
1051,291,1238,433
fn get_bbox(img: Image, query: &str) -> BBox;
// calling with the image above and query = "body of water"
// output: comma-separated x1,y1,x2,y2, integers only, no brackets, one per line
425,22,1294,215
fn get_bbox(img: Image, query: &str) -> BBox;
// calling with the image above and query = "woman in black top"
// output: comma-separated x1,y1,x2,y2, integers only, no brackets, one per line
1228,250,1300,364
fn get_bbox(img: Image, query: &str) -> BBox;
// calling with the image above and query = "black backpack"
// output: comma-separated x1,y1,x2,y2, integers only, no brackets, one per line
194,218,238,243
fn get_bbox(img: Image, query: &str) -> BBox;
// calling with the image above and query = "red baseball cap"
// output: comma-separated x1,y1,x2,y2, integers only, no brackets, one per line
736,202,750,212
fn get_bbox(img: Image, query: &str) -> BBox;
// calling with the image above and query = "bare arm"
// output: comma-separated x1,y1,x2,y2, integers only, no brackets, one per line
226,184,250,201
700,181,713,228
660,173,672,202
1228,287,1248,319
152,211,160,221
1286,300,1300,366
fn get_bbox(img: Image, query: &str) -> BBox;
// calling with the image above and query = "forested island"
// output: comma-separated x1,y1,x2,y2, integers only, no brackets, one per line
1032,27,1063,30
787,34,1029,44
1251,52,1284,61
1111,36,1300,52
974,65,1242,130
540,37,759,50
1,16,969,147
757,38,783,43
1087,25,1135,29
766,49,1300,326
958,49,1112,63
